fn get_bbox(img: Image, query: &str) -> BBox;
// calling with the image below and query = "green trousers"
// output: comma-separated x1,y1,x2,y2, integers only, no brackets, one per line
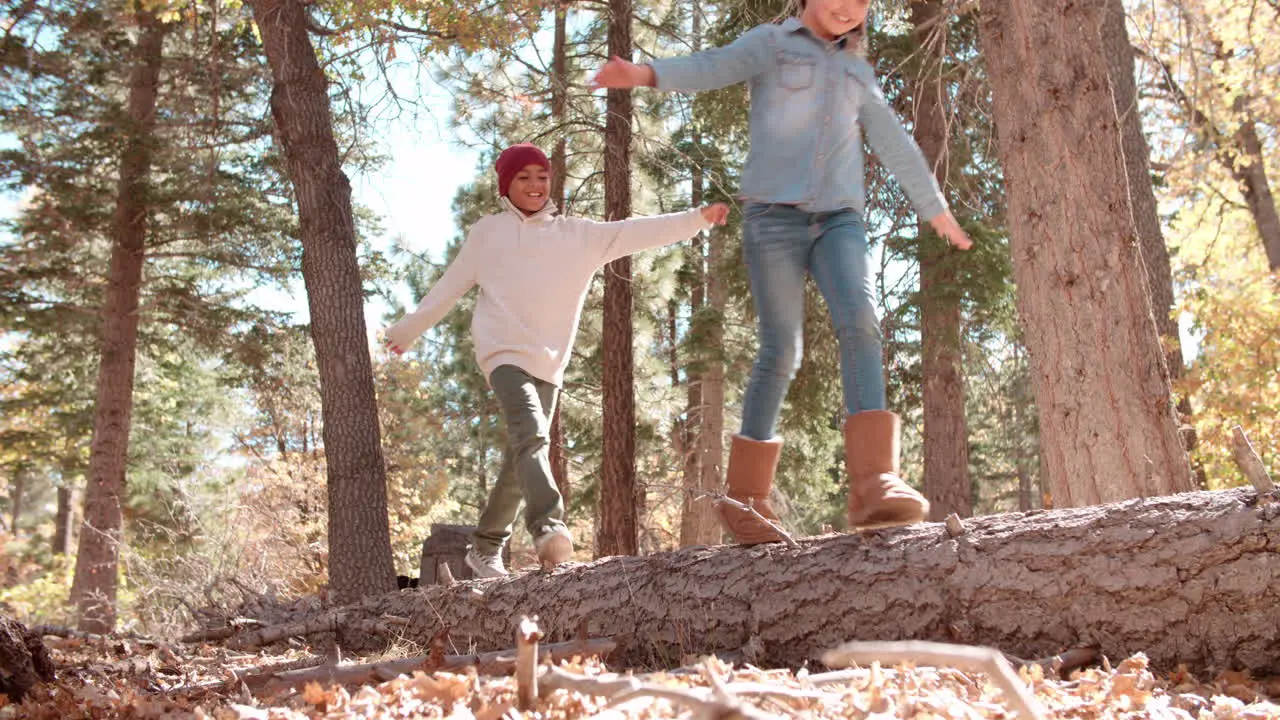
471,364,567,554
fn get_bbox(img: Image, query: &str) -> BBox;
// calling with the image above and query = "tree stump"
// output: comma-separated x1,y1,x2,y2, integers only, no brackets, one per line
350,488,1279,675
417,524,510,585
0,615,55,702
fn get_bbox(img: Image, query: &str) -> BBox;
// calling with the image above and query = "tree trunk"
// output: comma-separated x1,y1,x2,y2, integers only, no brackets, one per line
1100,0,1183,384
250,0,397,605
677,2,720,546
909,0,972,521
53,484,73,556
597,0,639,558
698,224,727,543
9,467,26,535
1231,101,1280,272
547,2,570,502
69,12,166,634
978,0,1193,507
348,487,1280,676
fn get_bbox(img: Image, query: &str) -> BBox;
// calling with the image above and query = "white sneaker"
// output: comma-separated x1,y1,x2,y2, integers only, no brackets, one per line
465,548,508,579
533,527,574,568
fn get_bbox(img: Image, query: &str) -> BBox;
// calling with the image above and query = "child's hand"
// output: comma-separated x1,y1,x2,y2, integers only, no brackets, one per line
383,334,406,356
700,203,730,226
929,211,973,251
590,56,655,90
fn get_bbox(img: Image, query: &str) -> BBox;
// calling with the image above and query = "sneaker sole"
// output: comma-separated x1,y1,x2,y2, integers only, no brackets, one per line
465,554,508,579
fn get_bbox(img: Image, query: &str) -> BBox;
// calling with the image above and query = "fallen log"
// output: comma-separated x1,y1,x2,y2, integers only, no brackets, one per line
336,488,1279,675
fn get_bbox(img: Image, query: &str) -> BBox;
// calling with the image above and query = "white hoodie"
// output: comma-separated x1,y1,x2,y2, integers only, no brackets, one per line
385,197,711,386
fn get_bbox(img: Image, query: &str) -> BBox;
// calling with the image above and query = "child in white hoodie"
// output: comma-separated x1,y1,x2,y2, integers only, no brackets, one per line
384,143,728,576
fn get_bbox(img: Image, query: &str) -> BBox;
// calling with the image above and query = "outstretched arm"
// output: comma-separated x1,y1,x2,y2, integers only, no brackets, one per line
585,204,728,266
592,25,772,93
856,65,972,250
383,227,482,354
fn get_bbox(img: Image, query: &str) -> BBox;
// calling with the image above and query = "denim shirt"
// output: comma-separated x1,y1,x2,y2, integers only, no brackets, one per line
650,18,947,220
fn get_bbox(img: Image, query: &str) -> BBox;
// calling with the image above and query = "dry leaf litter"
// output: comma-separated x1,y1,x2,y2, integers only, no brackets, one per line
4,634,1279,719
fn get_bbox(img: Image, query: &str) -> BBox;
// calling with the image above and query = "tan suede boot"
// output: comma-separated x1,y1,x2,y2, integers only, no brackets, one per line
715,435,787,545
844,411,929,528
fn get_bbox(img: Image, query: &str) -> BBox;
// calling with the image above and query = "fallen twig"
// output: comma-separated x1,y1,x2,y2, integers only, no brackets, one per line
185,612,411,650
29,625,107,641
541,662,783,720
515,616,541,711
711,495,800,548
1008,646,1100,678
165,637,616,697
181,618,264,645
821,640,1047,720
437,560,456,586
540,665,642,696
1231,425,1275,492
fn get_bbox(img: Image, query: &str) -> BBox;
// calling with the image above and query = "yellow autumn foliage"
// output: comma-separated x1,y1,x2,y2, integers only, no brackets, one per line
1171,205,1279,487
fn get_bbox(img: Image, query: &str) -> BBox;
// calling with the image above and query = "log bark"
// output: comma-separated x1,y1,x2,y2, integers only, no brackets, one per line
343,488,1279,675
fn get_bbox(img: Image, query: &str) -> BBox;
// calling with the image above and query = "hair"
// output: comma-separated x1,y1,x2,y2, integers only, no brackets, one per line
784,0,870,56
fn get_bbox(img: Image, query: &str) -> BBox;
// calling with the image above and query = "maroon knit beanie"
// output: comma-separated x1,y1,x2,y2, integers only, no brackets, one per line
495,143,551,198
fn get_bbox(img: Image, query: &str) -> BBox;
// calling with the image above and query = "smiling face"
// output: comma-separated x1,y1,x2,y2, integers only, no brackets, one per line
799,0,869,41
507,163,551,214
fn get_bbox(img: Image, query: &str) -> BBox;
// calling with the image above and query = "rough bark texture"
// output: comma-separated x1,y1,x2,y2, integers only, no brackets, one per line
69,13,166,634
547,3,570,500
349,488,1279,675
978,0,1194,507
910,0,972,521
0,615,55,702
1101,1,1181,370
598,0,639,558
251,0,398,604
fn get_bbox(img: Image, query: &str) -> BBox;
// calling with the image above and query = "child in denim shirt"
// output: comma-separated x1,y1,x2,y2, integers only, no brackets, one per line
592,0,973,542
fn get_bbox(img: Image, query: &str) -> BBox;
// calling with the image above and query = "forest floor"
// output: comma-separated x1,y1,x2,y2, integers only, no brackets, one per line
6,630,1280,719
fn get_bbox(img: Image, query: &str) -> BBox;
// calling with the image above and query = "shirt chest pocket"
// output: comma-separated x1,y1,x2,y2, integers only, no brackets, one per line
776,51,816,90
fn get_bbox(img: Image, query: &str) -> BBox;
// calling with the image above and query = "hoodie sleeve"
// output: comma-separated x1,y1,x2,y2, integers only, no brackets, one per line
383,220,484,349
579,209,711,266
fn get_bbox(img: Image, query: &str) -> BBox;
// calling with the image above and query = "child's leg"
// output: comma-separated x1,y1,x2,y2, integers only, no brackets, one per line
522,380,565,538
719,203,811,545
811,210,927,527
808,210,885,413
739,204,813,441
472,445,523,555
487,365,566,541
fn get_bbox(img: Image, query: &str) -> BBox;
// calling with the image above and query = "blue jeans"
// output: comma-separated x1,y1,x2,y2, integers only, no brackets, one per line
740,203,886,441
